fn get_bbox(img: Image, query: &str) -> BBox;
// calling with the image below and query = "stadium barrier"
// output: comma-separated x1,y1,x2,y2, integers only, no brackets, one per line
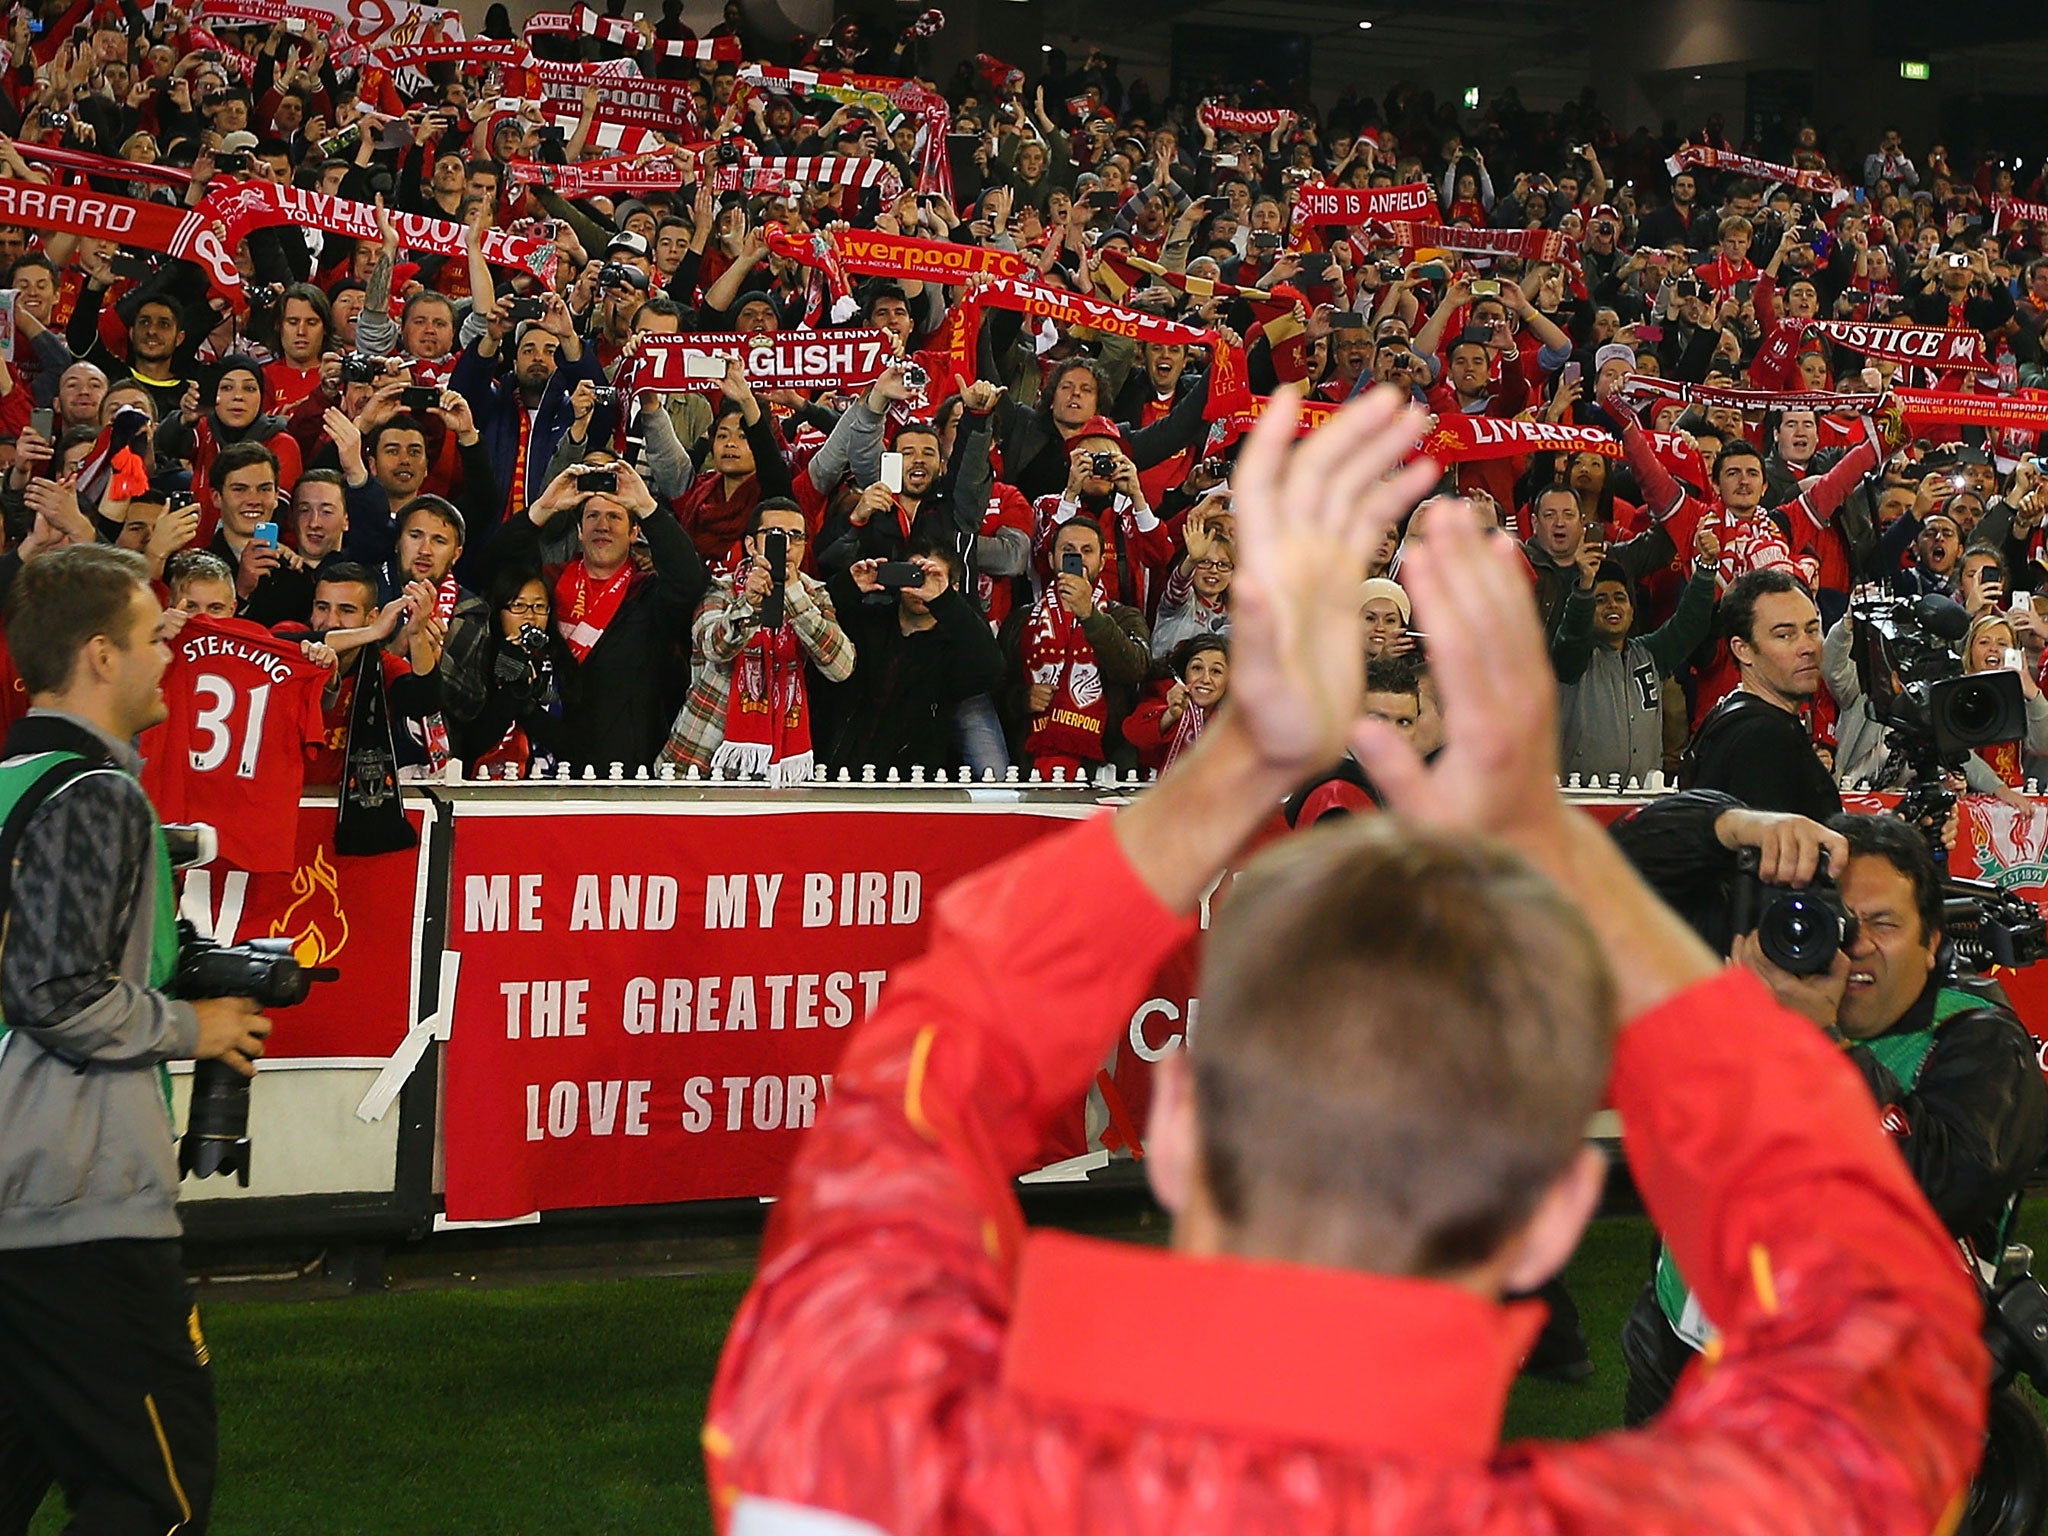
168,770,2048,1239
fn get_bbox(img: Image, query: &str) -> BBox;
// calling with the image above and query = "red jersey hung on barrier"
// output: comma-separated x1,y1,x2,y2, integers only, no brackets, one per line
140,615,329,873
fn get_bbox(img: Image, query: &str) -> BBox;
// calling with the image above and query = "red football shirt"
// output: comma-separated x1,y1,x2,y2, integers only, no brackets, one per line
140,616,329,873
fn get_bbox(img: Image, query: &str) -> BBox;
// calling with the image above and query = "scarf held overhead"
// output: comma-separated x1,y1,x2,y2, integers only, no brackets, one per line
201,178,558,285
630,330,895,393
1666,144,1849,204
0,177,241,301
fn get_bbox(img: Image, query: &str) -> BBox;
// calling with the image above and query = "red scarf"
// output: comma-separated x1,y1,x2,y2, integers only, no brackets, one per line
1164,697,1208,769
554,561,633,661
1666,145,1847,202
713,619,813,785
1023,581,1110,765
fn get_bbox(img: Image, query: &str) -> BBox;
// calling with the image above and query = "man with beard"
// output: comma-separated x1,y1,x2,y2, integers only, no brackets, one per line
816,383,1000,583
1684,569,1841,822
69,294,191,419
451,292,586,533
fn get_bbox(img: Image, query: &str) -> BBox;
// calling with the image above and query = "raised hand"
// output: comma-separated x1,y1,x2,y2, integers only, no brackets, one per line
1348,496,1566,852
1224,384,1436,780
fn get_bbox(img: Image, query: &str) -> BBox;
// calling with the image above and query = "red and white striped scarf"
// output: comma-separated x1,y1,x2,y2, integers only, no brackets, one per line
711,156,904,204
567,2,742,59
1666,145,1849,204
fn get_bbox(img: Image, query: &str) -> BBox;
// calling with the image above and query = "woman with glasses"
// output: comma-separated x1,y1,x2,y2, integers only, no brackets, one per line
1149,494,1233,657
454,566,574,777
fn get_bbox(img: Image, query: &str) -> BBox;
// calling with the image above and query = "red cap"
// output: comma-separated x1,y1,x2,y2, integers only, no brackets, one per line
1590,204,1621,223
1067,415,1128,452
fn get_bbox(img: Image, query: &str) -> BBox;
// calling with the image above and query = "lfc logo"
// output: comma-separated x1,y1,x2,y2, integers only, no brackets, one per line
268,846,350,966
1970,799,2048,897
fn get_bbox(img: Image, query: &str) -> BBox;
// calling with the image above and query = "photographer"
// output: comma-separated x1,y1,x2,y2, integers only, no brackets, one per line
483,456,709,773
1685,569,1842,821
0,546,272,1532
662,499,852,784
1612,795,2048,1424
822,546,1004,780
453,565,573,778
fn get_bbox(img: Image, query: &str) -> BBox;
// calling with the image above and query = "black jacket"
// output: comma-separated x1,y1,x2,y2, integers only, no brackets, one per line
822,577,1005,777
483,508,709,772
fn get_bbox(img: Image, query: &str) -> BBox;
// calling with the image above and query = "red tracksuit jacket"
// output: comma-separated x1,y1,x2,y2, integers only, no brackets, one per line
706,812,1986,1536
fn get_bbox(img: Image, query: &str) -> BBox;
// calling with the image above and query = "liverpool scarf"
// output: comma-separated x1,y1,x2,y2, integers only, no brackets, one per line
1666,145,1848,203
554,560,634,661
1803,318,1985,371
713,619,813,786
0,177,242,303
1023,582,1110,764
335,649,416,856
201,178,558,285
1196,103,1294,135
1994,197,2048,233
505,153,693,197
713,155,904,205
1164,695,1208,769
1360,220,1579,266
772,224,1029,284
369,37,529,69
631,330,895,393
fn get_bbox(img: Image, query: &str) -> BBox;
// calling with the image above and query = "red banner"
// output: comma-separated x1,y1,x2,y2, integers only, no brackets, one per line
1291,181,1435,229
507,57,700,131
177,801,430,1062
369,38,530,70
440,806,1196,1218
1805,319,1985,372
629,330,894,393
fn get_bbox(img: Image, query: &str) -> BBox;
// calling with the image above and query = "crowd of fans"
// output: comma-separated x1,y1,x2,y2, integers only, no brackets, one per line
3,0,2047,801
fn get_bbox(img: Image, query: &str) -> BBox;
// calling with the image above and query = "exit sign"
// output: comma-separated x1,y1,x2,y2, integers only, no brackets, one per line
1900,60,1930,80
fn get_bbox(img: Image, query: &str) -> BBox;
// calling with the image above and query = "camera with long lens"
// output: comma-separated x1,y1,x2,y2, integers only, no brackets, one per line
1850,592,2029,836
1727,845,1858,976
1942,875,2048,973
171,920,337,1186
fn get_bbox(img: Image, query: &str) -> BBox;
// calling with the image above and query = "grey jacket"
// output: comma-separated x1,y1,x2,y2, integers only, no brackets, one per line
0,710,199,1250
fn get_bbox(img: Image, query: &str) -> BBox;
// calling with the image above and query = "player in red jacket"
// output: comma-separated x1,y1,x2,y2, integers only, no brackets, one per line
706,386,1986,1536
